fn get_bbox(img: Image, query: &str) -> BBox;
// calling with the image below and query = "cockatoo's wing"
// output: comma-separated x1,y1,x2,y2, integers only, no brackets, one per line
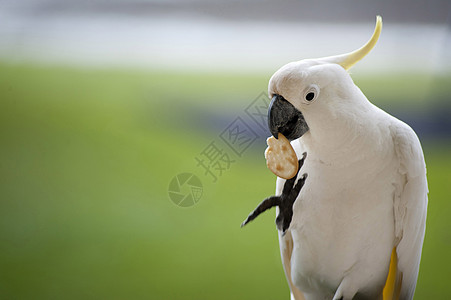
278,228,306,300
391,121,428,300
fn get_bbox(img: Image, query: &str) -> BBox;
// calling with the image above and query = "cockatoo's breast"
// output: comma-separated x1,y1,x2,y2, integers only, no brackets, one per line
286,117,399,297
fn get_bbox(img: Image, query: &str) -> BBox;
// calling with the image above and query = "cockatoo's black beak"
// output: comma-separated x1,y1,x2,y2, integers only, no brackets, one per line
268,94,309,141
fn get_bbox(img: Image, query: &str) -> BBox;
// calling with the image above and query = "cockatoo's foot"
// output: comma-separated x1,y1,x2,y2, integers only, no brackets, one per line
241,152,307,234
276,172,307,234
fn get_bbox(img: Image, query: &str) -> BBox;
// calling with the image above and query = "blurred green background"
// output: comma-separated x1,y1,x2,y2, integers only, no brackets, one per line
1,62,451,299
1,1,451,299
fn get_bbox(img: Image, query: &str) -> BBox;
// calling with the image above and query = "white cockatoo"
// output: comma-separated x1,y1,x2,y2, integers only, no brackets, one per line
242,16,428,300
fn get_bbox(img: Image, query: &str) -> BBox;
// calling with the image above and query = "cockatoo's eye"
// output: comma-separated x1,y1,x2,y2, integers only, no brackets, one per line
303,85,319,103
306,92,315,101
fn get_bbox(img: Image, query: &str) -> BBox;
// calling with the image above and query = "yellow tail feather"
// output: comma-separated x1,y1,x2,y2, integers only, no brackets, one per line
382,247,403,300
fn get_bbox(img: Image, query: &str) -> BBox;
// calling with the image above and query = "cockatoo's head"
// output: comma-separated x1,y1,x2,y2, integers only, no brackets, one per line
268,16,382,142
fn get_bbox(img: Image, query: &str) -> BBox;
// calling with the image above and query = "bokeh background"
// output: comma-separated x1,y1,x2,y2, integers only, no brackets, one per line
1,0,451,299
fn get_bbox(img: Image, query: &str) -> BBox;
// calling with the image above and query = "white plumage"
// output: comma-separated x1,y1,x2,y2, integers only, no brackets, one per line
268,17,428,300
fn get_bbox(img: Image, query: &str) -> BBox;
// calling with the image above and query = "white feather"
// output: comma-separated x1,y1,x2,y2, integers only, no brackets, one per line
390,121,428,300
